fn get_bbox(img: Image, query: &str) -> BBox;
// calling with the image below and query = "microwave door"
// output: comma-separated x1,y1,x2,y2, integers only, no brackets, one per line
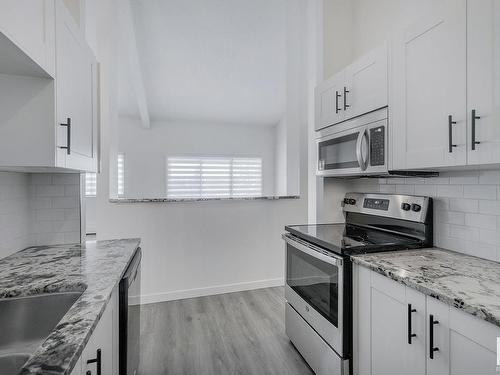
317,129,368,176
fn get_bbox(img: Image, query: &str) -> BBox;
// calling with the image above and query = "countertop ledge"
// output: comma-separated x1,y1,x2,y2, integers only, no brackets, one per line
0,238,141,375
109,195,300,203
351,248,500,328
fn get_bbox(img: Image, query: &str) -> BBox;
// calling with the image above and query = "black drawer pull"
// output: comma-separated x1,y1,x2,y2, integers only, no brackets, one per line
429,315,439,359
335,91,341,114
343,86,350,110
87,349,101,375
448,115,457,153
59,117,71,155
471,109,481,150
407,304,417,344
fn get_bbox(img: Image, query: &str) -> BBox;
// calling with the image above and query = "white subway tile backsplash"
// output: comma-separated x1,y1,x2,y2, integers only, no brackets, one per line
449,198,478,213
437,185,463,198
463,185,497,199
343,169,500,261
0,172,82,258
479,200,500,215
479,170,500,184
449,171,479,185
464,213,497,230
436,211,465,225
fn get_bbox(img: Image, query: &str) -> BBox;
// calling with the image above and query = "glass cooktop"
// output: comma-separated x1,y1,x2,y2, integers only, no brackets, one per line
285,223,422,255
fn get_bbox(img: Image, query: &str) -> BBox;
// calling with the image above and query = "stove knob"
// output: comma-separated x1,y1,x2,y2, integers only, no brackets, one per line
401,203,411,211
349,199,357,205
411,203,422,212
343,198,350,205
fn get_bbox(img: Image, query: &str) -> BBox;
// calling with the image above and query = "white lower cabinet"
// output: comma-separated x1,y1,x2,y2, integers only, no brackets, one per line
77,287,119,375
354,265,500,375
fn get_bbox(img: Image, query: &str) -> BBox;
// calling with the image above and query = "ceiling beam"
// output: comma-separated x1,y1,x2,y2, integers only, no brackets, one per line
119,0,150,128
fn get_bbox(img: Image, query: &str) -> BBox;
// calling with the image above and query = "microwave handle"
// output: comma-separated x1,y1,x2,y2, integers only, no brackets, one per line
356,128,369,171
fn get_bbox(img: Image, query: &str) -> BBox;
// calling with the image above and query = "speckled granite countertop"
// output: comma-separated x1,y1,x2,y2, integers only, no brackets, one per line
351,248,500,328
0,238,141,375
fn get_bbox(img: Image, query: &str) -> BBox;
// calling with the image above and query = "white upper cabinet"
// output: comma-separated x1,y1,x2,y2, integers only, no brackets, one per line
56,1,98,171
344,43,388,121
315,44,388,131
0,0,98,173
0,0,56,77
466,0,500,165
391,0,467,170
315,71,346,130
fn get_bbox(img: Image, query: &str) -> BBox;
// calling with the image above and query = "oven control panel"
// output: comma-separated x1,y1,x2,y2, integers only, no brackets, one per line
363,198,389,211
343,192,430,223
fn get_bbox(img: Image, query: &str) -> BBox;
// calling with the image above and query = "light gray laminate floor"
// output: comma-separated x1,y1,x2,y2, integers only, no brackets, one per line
137,287,314,375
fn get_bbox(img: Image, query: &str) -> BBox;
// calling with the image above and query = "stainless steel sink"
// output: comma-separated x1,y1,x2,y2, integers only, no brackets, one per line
0,292,82,374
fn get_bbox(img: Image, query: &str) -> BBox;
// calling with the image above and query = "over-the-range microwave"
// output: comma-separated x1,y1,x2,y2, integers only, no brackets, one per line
316,107,436,178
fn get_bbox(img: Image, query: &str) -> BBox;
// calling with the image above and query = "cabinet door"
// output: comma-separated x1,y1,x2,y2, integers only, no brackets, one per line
82,300,114,375
0,0,55,76
391,0,467,169
315,71,345,130
370,273,407,375
426,298,450,375
448,306,500,375
466,0,500,165
344,43,388,120
56,1,97,172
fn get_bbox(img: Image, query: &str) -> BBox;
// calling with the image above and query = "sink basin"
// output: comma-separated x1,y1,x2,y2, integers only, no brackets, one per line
0,292,82,374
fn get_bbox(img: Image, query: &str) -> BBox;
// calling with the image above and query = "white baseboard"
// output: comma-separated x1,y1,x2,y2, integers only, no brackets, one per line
134,278,284,306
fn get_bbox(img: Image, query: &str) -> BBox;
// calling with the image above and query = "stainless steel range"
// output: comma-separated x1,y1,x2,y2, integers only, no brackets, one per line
283,193,433,375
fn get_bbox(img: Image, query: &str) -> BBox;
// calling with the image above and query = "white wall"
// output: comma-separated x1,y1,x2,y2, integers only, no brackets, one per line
274,117,287,195
117,118,277,198
88,0,312,303
85,196,97,233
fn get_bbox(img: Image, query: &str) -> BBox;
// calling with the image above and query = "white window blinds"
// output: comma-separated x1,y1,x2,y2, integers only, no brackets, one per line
85,173,97,197
166,156,262,198
117,153,125,196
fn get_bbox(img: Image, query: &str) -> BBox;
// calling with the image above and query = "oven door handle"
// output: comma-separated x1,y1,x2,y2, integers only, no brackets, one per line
356,128,369,171
283,234,342,266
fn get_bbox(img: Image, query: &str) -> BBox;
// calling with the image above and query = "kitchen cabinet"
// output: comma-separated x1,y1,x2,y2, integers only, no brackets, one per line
315,44,388,131
354,265,500,375
0,0,56,77
55,0,98,172
466,0,500,165
344,44,388,121
70,358,82,375
315,71,346,130
81,287,118,375
0,0,99,173
391,0,500,170
391,0,467,170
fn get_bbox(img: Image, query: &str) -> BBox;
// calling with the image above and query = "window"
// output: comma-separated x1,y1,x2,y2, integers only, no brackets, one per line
117,153,125,196
85,173,97,197
166,156,262,199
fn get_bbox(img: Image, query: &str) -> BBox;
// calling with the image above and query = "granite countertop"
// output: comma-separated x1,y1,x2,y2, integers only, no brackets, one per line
0,238,141,375
109,195,300,203
351,248,500,328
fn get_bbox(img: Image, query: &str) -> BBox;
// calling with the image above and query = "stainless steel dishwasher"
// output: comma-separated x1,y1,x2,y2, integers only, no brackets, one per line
119,247,142,375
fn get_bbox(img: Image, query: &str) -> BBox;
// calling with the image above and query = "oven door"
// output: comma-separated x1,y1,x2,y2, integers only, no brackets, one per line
284,234,345,356
316,119,387,177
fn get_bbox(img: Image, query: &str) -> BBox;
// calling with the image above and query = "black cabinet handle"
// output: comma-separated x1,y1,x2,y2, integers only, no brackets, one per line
59,117,71,155
335,91,341,114
343,86,350,110
86,372,91,375
87,349,101,375
407,304,417,344
448,115,457,153
472,109,481,150
429,315,439,359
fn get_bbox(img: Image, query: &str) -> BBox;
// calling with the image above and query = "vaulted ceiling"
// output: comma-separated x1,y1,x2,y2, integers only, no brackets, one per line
117,0,287,127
